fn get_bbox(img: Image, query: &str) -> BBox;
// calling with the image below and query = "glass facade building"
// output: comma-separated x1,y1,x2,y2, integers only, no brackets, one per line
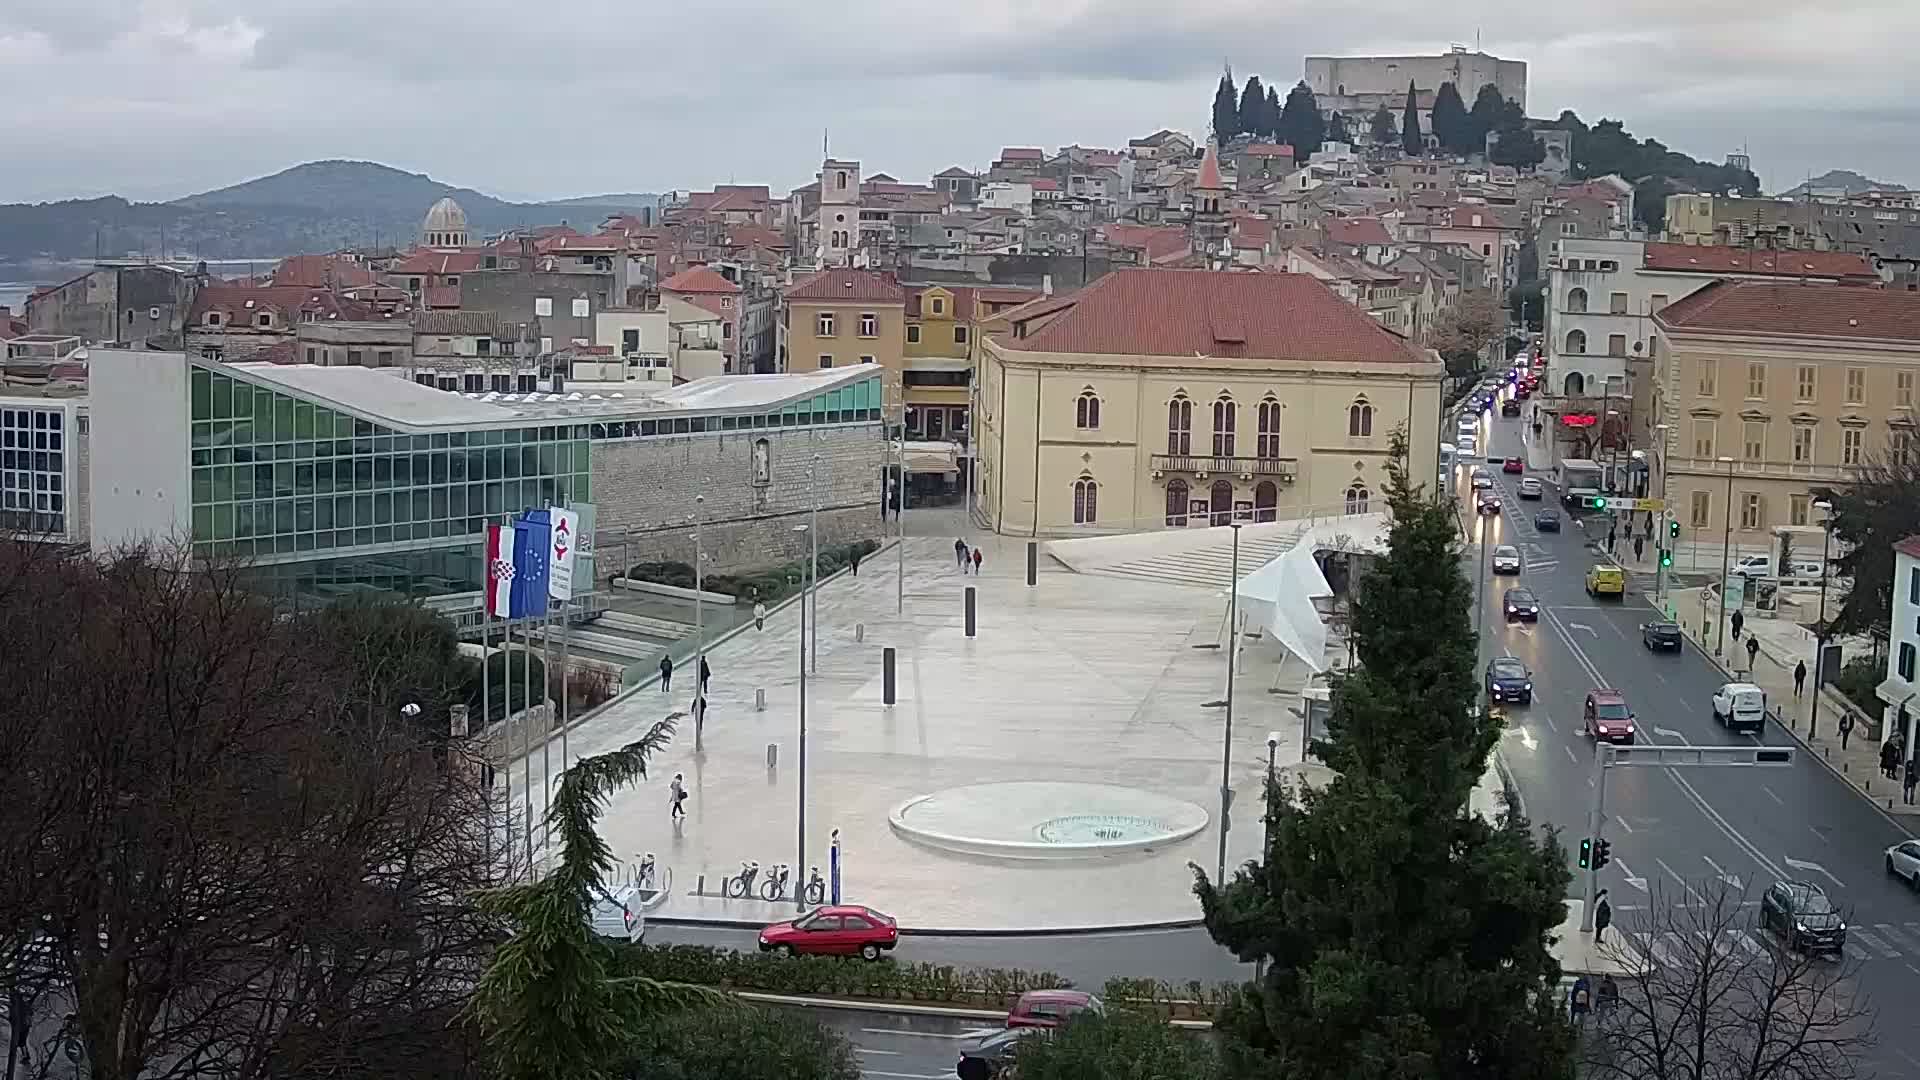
0,403,70,537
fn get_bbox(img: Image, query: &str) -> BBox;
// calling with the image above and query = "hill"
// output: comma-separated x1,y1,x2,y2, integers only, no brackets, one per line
0,161,661,265
1780,169,1909,198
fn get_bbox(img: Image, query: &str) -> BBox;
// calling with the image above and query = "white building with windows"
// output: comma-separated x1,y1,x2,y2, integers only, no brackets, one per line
0,389,88,545
1880,535,1920,752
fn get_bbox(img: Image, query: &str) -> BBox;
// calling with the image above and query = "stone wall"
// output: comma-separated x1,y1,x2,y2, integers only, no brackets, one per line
591,421,887,575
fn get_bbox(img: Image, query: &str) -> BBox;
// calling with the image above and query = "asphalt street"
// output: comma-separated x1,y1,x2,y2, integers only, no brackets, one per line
1460,389,1920,1074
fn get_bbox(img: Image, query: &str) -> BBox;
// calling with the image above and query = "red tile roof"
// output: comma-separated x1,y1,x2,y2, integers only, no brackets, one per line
1895,535,1920,561
661,265,742,294
1655,280,1920,343
1197,142,1223,190
271,254,375,289
1640,242,1875,281
1326,217,1393,247
1031,178,1059,192
1243,143,1295,158
1102,224,1191,264
784,269,906,304
189,285,386,325
390,250,485,275
423,285,461,309
999,147,1044,161
998,268,1428,364
536,233,625,254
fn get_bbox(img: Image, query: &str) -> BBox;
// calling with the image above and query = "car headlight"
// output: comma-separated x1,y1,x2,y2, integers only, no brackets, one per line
1524,682,1532,690
1795,922,1808,933
1839,922,1848,932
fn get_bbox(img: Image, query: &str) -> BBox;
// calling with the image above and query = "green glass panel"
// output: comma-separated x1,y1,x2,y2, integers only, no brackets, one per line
211,466,234,503
191,422,212,450
235,503,254,538
191,504,212,541
191,468,212,504
254,389,274,440
191,368,212,421
571,441,589,471
233,464,253,499
211,374,233,420
212,504,234,541
293,402,314,439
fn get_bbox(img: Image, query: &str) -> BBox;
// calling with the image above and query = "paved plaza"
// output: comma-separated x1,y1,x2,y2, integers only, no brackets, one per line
510,520,1312,931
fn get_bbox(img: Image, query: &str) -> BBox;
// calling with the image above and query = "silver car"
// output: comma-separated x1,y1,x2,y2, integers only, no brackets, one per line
1470,468,1494,490
1491,545,1522,574
1888,840,1920,890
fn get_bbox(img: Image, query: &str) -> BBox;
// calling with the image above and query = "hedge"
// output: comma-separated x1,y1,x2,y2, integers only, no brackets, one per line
625,539,881,608
617,943,1238,1021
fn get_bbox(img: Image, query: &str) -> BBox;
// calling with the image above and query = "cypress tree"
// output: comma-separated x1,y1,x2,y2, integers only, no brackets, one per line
1369,105,1397,146
1238,75,1269,141
1265,86,1283,140
1212,72,1241,142
1468,84,1508,155
1278,81,1325,157
1430,81,1469,154
1326,110,1351,146
1401,81,1423,156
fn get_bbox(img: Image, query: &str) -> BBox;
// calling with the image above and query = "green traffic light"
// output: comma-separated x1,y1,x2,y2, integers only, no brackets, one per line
1660,552,1673,567
1578,837,1592,869
1669,520,1681,538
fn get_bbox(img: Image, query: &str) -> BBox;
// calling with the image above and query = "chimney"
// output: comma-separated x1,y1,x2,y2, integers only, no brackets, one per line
1042,273,1054,297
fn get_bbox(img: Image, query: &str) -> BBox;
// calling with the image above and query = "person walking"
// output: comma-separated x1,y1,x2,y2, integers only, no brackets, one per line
1745,634,1760,672
669,772,688,822
1882,740,1900,780
699,656,712,696
1730,609,1745,641
1906,759,1918,806
753,600,767,631
658,653,673,693
1633,535,1645,562
1838,711,1853,751
1793,659,1807,698
691,692,707,744
954,538,969,568
971,547,984,575
1594,889,1612,945
850,549,861,576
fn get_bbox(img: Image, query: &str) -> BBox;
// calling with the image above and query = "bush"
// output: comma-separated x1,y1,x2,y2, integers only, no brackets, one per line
624,1002,859,1080
552,665,617,715
616,943,1071,1010
467,649,547,725
1832,654,1884,716
1007,1009,1223,1080
623,540,882,608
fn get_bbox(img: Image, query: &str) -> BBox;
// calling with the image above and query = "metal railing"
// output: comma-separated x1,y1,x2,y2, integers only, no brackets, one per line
1150,453,1299,480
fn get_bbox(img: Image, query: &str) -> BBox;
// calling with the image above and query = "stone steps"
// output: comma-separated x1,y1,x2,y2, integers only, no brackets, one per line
596,610,695,640
1083,529,1304,588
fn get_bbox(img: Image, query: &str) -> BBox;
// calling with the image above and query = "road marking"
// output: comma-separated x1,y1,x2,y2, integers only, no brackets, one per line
1615,858,1647,891
1762,785,1784,806
860,1029,994,1041
1615,816,1633,834
1654,857,1708,905
1843,940,1871,962
1565,745,1580,764
1781,855,1846,891
1851,927,1901,958
1567,622,1598,637
855,1048,902,1057
1632,931,1677,969
1654,726,1686,739
1809,825,1828,845
1702,855,1743,892
1726,929,1766,958
863,1072,953,1080
1876,923,1920,955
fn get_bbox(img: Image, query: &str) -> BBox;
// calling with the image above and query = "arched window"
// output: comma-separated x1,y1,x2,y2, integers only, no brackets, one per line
1165,479,1190,526
1167,395,1192,455
1254,480,1278,522
1256,397,1281,459
1212,394,1237,456
1565,329,1587,355
1563,371,1587,396
1345,483,1371,514
1209,479,1234,526
1073,476,1099,524
1348,398,1374,437
1075,389,1101,430
1566,287,1588,313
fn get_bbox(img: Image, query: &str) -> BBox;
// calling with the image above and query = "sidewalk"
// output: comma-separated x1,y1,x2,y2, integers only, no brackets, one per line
1667,587,1920,821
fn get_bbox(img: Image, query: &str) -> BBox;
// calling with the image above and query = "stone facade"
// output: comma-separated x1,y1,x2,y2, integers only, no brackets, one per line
592,422,887,575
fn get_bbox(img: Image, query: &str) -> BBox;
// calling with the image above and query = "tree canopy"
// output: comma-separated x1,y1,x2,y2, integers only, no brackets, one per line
1277,81,1325,158
1369,105,1398,145
1429,82,1470,154
1212,73,1241,142
1238,75,1274,142
1467,84,1508,153
1539,110,1759,231
1401,82,1424,156
1010,1010,1224,1080
1326,111,1352,146
1812,440,1920,637
1193,437,1575,1080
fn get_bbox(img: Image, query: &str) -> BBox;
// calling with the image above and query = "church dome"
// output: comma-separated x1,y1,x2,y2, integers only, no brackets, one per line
421,197,470,247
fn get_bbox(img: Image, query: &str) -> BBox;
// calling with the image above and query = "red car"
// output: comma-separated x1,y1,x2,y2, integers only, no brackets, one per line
1502,457,1524,474
758,905,898,960
1584,689,1636,744
1006,989,1104,1029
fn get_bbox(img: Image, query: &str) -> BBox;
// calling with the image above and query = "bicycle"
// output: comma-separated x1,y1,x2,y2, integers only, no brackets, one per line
803,866,826,905
727,860,761,899
760,863,791,902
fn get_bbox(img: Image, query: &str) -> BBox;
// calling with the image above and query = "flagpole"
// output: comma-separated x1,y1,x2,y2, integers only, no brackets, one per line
480,550,494,878
540,596,554,861
521,605,533,872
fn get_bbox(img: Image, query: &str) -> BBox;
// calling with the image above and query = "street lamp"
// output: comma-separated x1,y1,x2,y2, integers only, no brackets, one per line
1716,455,1736,656
893,408,907,616
791,521,813,910
1255,729,1279,983
1216,521,1243,885
810,456,820,674
691,492,707,749
1652,423,1671,601
1811,498,1833,737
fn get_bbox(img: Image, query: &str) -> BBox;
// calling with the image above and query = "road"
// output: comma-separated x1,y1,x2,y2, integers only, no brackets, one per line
1460,385,1920,1074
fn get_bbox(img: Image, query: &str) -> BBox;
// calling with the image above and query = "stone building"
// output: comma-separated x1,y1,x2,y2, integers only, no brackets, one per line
25,262,199,348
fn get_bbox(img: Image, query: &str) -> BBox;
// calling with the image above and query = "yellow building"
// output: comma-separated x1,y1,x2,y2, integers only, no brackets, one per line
975,268,1445,535
778,269,907,406
1652,280,1920,541
902,284,1042,441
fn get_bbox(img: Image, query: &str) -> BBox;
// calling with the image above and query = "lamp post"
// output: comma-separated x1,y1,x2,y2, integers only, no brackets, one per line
1715,455,1736,656
1652,423,1671,602
809,456,820,674
691,492,707,749
894,409,907,616
1812,498,1833,737
791,520,813,910
1473,504,1492,640
1255,729,1279,983
1216,521,1243,885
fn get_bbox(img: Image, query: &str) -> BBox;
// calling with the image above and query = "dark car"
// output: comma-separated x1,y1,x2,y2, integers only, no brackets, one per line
1485,657,1533,704
1641,621,1682,651
1502,398,1522,417
1534,510,1561,532
1477,493,1502,515
1761,881,1848,956
957,1028,1044,1080
758,905,898,960
1503,587,1540,622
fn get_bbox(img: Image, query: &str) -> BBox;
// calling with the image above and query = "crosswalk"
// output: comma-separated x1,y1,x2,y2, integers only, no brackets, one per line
1629,921,1920,968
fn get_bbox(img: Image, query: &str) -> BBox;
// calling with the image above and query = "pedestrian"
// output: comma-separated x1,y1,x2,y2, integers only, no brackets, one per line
1745,634,1760,672
971,547,983,575
1634,535,1645,562
1569,976,1591,1024
1606,530,1617,555
1730,609,1745,641
658,653,673,693
754,599,767,631
669,772,688,821
692,692,707,743
1793,659,1807,698
1839,711,1853,751
1594,889,1612,945
1906,759,1918,806
954,538,969,568
1597,975,1619,1016
699,655,712,695
1882,740,1900,780
850,549,861,576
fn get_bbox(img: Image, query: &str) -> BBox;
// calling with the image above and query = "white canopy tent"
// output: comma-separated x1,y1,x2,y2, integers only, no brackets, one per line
1232,538,1335,674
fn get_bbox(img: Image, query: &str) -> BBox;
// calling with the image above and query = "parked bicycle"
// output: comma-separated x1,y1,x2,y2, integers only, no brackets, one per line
760,863,792,902
727,860,761,899
804,865,826,905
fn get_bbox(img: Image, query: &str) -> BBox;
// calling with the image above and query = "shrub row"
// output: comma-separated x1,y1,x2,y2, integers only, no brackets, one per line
625,539,881,608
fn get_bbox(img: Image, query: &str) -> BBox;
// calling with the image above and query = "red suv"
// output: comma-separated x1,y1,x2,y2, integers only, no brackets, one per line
758,905,898,960
1584,689,1636,744
1006,989,1103,1029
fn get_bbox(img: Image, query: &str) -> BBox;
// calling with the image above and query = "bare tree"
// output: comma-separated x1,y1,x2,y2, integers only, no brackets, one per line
1584,879,1876,1080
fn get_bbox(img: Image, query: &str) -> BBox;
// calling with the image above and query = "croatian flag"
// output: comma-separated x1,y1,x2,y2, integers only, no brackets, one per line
484,524,514,618
509,510,552,620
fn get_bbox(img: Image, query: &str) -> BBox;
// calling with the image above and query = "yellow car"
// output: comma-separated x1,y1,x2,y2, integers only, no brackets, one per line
1585,563,1626,598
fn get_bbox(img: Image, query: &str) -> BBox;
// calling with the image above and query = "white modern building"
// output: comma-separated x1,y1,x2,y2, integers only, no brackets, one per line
0,389,87,545
1881,535,1920,757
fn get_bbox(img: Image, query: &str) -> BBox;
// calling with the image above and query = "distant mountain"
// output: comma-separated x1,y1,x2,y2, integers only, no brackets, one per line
1779,169,1909,198
0,160,660,266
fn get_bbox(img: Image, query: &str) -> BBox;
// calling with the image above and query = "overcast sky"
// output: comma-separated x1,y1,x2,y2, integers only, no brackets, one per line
3,0,1916,205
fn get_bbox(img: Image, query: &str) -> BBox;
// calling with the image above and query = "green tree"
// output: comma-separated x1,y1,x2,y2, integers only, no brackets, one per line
1369,105,1398,146
1326,110,1351,145
1466,84,1507,154
1193,436,1575,1080
1634,175,1674,233
1010,1010,1223,1080
468,717,713,1080
308,597,478,735
1489,117,1546,169
1265,86,1282,140
625,1003,860,1080
1401,82,1424,156
1212,73,1242,142
1812,441,1920,636
1238,75,1270,140
1429,82,1469,154
1277,81,1325,157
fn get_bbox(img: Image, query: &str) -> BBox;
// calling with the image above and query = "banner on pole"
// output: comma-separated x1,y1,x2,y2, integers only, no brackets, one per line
548,507,579,600
484,524,514,617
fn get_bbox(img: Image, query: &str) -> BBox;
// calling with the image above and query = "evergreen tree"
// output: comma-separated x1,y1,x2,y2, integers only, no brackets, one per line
1265,86,1283,140
1369,105,1397,146
1326,110,1351,146
1430,81,1469,154
1212,72,1242,142
1194,434,1576,1080
1400,81,1424,156
1277,81,1325,158
1238,75,1269,141
1489,120,1547,170
1467,84,1508,154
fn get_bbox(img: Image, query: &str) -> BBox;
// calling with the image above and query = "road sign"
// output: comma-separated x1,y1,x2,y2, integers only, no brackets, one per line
1601,497,1665,512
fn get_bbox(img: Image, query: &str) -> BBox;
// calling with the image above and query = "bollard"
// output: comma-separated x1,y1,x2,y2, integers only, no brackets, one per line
696,874,705,896
1026,541,1038,587
755,687,766,712
965,586,977,638
767,742,778,768
856,623,865,643
883,647,897,705
1824,747,1830,759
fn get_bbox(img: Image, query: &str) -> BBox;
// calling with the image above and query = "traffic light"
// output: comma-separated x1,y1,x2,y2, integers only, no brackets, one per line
1578,837,1593,869
1669,519,1681,539
1660,550,1673,568
1595,839,1612,871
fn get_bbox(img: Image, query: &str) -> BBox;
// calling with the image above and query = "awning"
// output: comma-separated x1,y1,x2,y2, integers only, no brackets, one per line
1233,539,1334,673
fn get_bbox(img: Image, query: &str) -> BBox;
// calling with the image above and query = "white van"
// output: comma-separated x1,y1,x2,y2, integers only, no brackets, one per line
1711,682,1767,734
589,884,647,943
1731,555,1826,582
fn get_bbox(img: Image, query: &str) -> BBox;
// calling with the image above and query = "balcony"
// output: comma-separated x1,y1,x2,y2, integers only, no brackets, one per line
1151,454,1298,481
